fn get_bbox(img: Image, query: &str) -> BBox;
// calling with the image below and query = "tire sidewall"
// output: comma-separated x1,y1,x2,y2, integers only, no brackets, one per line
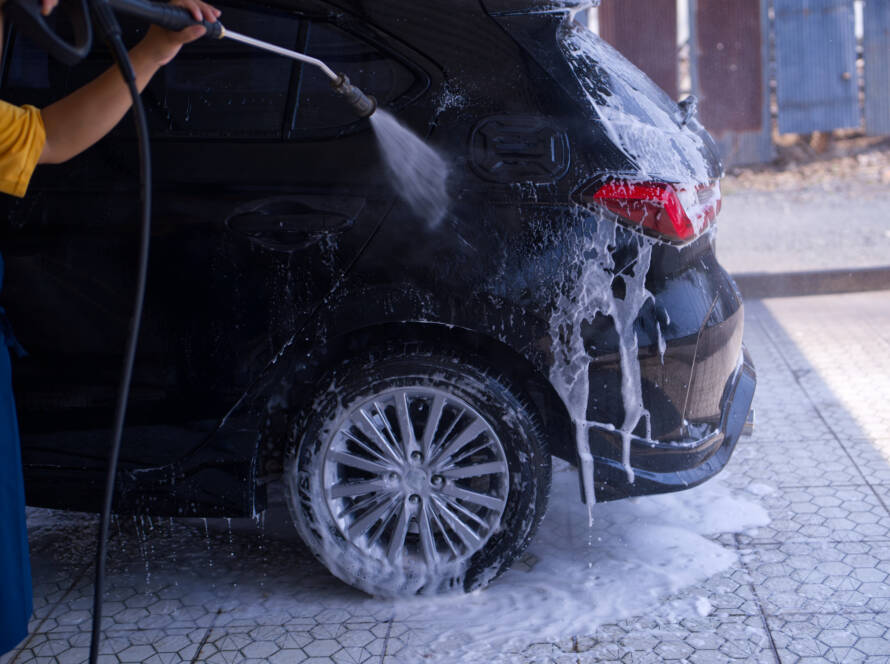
286,345,550,597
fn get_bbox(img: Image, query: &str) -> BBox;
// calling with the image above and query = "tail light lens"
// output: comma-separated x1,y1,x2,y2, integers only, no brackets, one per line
579,180,721,244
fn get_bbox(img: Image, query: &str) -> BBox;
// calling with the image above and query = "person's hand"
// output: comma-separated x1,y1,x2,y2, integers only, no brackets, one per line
133,0,220,67
0,0,56,14
40,0,59,16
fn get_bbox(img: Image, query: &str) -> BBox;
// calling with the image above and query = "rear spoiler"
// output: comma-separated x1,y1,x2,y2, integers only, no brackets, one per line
481,0,600,16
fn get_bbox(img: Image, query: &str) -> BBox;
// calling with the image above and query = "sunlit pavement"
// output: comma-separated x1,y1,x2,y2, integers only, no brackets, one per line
3,291,890,664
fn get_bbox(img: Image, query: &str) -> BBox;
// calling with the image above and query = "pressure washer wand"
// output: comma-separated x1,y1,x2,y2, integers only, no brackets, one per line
106,0,378,117
220,29,377,118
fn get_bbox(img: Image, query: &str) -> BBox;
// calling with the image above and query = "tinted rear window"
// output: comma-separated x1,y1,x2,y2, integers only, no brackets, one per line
559,21,714,183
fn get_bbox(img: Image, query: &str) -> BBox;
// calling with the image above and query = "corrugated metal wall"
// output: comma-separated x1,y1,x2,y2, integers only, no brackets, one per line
773,0,859,134
695,0,763,132
693,0,774,165
592,0,888,166
864,0,890,135
598,0,678,100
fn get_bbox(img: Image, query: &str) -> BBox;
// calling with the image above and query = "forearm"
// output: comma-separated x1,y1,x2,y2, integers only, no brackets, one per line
38,42,162,165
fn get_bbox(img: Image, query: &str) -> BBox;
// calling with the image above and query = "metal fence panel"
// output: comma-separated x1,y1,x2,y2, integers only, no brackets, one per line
598,0,678,99
864,0,890,135
696,0,764,132
692,0,774,166
774,0,859,134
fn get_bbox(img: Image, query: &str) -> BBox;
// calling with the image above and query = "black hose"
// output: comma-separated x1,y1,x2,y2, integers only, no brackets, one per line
88,3,152,662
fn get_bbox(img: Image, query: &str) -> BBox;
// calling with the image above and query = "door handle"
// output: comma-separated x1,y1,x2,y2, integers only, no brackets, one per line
228,212,353,235
226,196,363,251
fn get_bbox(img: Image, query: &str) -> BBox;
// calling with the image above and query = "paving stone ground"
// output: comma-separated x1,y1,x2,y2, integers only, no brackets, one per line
3,291,890,664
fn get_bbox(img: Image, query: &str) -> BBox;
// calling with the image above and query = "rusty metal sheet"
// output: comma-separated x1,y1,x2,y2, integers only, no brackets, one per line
691,0,773,166
598,0,678,99
695,0,764,132
774,0,859,134
864,0,890,135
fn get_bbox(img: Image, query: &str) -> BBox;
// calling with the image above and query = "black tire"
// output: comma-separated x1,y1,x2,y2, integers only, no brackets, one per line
284,343,551,597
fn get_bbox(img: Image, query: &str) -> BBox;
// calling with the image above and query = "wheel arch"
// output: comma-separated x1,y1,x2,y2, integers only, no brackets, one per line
261,318,577,476
167,282,579,516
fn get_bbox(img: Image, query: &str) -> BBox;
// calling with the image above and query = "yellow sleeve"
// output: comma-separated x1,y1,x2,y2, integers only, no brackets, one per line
0,101,46,198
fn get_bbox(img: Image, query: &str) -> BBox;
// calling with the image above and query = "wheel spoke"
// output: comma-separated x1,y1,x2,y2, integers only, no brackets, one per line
342,429,391,465
428,406,463,460
348,494,398,539
441,484,505,511
366,500,400,549
328,450,391,476
355,409,403,465
427,501,461,558
373,400,404,453
437,461,508,479
386,498,411,564
329,479,389,499
431,496,482,551
394,391,417,454
432,420,487,468
441,438,500,469
337,492,385,521
438,493,489,529
420,394,445,459
419,502,441,569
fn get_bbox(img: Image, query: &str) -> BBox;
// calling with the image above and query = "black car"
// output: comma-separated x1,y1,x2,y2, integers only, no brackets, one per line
0,0,755,596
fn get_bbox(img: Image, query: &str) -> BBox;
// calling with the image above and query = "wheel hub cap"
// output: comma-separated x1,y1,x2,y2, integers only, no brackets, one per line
322,386,510,572
403,467,429,495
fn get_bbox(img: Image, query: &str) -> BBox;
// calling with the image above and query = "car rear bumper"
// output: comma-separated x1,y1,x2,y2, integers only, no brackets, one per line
586,346,756,501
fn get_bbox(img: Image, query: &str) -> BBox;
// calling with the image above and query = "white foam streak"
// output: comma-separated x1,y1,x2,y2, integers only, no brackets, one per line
548,216,656,518
560,21,712,185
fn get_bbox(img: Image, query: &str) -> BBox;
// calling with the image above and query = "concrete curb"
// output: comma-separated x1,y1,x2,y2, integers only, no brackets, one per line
732,266,890,299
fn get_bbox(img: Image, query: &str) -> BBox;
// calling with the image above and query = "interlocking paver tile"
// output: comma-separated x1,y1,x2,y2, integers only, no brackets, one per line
745,541,890,615
392,614,776,663
725,438,865,488
758,294,890,446
55,646,91,664
268,649,308,664
241,640,280,659
118,644,156,662
768,611,890,663
146,655,185,664
847,442,890,486
737,485,890,544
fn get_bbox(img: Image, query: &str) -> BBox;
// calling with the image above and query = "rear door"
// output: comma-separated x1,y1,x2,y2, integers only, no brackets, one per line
0,0,425,469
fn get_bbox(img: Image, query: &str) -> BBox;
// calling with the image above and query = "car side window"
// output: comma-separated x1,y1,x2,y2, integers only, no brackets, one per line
2,4,300,140
147,5,299,138
290,21,416,136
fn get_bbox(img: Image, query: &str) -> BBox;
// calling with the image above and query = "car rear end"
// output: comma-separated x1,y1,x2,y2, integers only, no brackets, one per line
482,1,755,500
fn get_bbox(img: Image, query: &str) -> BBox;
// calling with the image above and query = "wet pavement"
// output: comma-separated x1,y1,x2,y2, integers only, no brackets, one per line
3,290,890,664
718,182,890,276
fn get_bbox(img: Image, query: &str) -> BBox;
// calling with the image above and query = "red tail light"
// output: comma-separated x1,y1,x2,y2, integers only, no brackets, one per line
579,181,721,243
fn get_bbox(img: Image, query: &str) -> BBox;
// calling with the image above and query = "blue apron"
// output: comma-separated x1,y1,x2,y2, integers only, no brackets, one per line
0,252,32,654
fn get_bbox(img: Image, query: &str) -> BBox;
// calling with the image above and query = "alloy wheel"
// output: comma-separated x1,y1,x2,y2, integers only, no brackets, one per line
321,387,510,572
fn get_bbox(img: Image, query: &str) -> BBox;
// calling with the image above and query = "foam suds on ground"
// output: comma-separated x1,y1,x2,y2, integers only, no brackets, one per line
391,462,769,662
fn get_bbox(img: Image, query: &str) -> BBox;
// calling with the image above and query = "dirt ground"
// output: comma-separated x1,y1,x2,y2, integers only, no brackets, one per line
723,133,890,194
717,133,890,275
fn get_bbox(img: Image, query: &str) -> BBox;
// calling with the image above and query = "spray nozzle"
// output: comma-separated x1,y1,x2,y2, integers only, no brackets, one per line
331,74,378,118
